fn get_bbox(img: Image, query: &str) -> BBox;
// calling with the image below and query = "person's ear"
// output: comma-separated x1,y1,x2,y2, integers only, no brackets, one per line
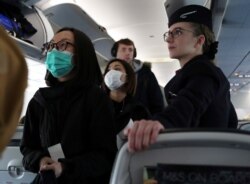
195,35,206,48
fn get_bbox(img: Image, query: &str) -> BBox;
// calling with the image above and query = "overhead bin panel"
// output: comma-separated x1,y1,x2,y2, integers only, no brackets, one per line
19,0,44,7
164,0,212,18
93,38,115,61
0,0,53,62
43,3,114,60
210,0,228,39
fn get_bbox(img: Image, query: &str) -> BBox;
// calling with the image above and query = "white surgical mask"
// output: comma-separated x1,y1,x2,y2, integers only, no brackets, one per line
104,70,125,90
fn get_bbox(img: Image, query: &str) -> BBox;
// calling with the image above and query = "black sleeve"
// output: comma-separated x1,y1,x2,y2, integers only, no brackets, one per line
228,102,238,128
20,98,49,173
131,104,151,121
146,71,164,114
58,88,117,181
154,75,218,128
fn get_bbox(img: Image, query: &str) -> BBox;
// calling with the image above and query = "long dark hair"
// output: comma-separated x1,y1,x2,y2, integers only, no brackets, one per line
103,58,136,96
45,27,102,87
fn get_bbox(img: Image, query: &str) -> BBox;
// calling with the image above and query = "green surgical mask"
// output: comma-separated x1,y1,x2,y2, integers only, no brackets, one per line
45,49,74,78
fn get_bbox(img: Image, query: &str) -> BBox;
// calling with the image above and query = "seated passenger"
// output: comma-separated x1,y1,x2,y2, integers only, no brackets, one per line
0,27,27,154
125,5,238,152
20,27,117,184
102,59,150,147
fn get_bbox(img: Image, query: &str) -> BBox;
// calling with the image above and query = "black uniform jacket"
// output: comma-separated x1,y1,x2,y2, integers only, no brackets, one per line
113,95,151,134
20,83,117,184
154,55,238,128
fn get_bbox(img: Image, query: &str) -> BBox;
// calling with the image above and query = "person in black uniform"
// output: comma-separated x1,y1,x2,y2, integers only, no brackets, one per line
20,27,117,184
103,59,150,148
124,5,238,152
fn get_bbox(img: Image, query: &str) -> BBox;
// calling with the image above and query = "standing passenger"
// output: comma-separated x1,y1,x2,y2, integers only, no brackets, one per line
111,39,164,114
103,59,150,148
20,27,117,184
125,5,238,152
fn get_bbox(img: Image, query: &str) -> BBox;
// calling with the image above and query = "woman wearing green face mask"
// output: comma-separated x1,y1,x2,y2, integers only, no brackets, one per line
20,27,117,184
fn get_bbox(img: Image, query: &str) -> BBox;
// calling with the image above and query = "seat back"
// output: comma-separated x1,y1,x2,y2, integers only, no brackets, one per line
110,130,250,184
239,122,250,131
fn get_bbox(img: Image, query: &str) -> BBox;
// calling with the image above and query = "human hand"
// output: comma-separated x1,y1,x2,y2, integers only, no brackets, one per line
39,156,54,170
124,120,164,152
40,161,63,178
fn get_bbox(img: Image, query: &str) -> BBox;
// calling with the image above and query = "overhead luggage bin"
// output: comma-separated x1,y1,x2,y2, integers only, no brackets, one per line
1,1,114,62
0,0,54,62
110,130,250,184
41,3,115,60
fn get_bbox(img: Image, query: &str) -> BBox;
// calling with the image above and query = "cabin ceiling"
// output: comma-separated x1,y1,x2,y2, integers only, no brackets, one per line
215,0,250,94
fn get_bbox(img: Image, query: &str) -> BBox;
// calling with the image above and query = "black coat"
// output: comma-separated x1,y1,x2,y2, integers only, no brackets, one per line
20,83,117,184
154,55,238,128
113,95,151,134
135,65,164,114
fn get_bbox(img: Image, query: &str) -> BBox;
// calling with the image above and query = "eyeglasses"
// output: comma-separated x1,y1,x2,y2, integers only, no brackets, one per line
163,28,195,42
42,40,74,54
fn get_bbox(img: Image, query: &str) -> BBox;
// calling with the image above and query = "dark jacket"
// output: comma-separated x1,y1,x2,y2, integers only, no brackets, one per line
20,83,117,184
154,55,238,128
134,62,164,115
113,95,151,134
